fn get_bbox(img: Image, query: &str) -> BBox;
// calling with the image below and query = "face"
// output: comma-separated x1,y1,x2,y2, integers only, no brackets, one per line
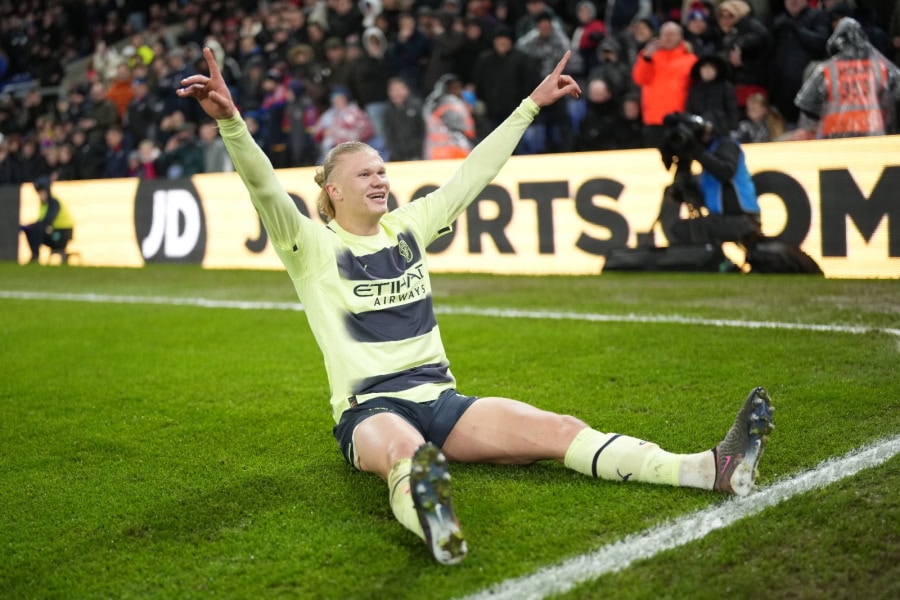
746,101,766,121
632,22,653,43
327,149,390,227
623,99,640,119
785,0,808,16
700,63,717,82
493,35,512,54
659,23,683,49
536,19,553,37
687,17,706,35
588,79,610,103
387,80,409,104
717,9,736,31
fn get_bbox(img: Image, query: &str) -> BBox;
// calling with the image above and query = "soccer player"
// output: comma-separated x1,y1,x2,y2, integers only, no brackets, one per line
177,47,775,566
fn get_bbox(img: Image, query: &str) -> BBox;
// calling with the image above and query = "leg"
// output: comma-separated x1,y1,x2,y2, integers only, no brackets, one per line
21,225,42,263
352,412,466,565
442,390,775,496
441,396,588,464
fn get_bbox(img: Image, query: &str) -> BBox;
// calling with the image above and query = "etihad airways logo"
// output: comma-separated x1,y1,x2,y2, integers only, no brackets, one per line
353,263,427,306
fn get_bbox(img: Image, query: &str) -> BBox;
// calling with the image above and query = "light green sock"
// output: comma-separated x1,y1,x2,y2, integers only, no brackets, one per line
388,458,425,540
564,427,712,488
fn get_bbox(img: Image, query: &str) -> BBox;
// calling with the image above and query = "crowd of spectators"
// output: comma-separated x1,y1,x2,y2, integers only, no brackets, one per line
0,0,898,186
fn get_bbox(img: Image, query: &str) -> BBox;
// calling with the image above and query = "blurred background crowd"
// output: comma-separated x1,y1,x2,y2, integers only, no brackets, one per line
0,0,898,185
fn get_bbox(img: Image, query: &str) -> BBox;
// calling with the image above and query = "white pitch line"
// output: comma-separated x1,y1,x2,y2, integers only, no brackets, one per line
2,290,898,337
459,435,900,600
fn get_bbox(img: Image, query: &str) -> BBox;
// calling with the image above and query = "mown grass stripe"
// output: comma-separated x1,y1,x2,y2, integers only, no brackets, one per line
459,435,900,600
2,290,898,337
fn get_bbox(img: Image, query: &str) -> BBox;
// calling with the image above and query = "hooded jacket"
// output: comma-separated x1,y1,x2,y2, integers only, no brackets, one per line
794,18,900,138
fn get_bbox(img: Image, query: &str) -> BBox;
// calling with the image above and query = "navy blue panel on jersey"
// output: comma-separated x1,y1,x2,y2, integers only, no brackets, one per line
345,295,437,342
354,362,453,396
336,232,422,280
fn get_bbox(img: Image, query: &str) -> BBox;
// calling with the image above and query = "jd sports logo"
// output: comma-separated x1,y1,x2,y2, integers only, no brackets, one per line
134,180,207,264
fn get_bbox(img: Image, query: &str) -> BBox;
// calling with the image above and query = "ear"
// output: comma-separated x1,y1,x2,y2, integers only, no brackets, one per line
325,182,342,201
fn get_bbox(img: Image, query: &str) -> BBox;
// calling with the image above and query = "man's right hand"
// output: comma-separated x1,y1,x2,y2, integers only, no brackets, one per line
176,47,236,121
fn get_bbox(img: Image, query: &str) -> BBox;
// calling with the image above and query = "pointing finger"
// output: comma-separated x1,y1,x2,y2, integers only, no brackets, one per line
551,50,571,77
204,46,222,79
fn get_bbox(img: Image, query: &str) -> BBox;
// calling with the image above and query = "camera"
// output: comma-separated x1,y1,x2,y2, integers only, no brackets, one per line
662,113,708,152
659,112,711,170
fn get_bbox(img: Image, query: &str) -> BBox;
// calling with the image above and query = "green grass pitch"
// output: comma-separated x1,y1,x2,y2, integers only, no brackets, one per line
1,263,898,599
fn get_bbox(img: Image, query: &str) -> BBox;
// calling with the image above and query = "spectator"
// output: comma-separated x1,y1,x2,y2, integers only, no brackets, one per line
733,92,786,143
70,128,103,181
686,54,740,136
769,0,831,127
107,63,136,120
791,18,900,139
423,73,476,159
423,11,468,96
575,78,621,151
631,21,698,149
683,6,722,58
54,144,79,181
516,0,566,38
155,48,197,121
569,1,607,80
588,37,635,100
472,25,537,140
348,27,393,153
129,139,160,179
311,86,374,162
320,37,356,99
158,122,204,179
385,11,431,96
605,0,653,36
613,91,647,149
20,176,75,264
516,9,573,152
284,80,320,168
18,137,49,183
198,121,232,173
454,16,492,86
716,0,773,111
235,58,267,115
123,78,158,147
102,126,131,179
327,0,366,40
0,137,21,184
620,15,658,65
258,68,290,168
383,76,426,162
79,82,119,147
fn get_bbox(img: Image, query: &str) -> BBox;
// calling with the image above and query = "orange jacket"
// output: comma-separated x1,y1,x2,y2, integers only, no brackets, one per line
631,44,697,126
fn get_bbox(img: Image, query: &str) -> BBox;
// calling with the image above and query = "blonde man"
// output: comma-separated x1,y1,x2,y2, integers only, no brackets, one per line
176,47,775,566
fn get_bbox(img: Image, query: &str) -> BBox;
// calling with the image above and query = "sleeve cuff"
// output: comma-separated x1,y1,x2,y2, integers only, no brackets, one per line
519,97,540,118
216,114,246,138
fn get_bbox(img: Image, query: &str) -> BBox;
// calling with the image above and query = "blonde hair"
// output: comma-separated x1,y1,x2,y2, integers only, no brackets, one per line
314,141,376,221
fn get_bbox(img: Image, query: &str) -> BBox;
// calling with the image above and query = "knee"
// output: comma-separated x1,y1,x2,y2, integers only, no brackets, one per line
556,414,589,442
385,438,422,464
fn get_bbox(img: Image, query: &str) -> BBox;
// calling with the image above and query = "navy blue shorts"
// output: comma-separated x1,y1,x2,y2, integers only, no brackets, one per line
332,389,479,468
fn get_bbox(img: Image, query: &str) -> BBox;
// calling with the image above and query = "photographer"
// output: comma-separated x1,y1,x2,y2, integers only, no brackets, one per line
658,112,761,248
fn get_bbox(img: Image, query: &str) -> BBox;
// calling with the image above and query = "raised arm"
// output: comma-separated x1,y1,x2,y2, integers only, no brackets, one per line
176,47,304,251
411,51,582,236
